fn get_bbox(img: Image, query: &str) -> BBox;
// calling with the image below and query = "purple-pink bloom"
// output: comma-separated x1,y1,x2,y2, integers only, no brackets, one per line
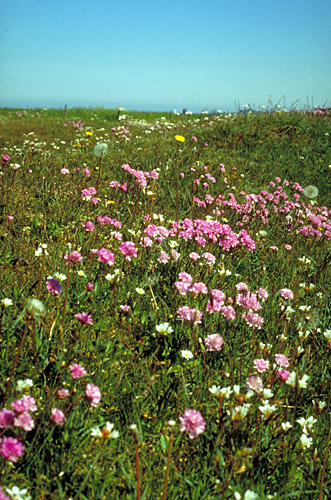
85,221,95,232
46,278,62,296
179,409,206,439
253,359,269,373
86,282,94,291
0,408,15,428
0,436,24,462
246,375,264,392
74,312,93,325
70,363,87,379
120,304,130,313
97,248,115,265
86,384,101,407
275,354,289,367
119,241,138,261
64,250,83,264
14,411,35,431
204,334,224,351
10,395,37,413
56,389,70,400
242,311,264,329
0,486,10,500
279,288,294,300
51,408,65,426
277,369,290,381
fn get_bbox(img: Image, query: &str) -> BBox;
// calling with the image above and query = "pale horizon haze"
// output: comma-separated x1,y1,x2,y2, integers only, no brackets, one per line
1,0,330,112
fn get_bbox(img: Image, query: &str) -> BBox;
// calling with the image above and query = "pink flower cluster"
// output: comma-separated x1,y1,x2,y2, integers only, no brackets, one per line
119,241,138,261
81,186,97,199
121,164,158,188
204,334,224,351
46,278,62,296
177,306,203,324
179,409,206,439
64,250,83,264
97,248,115,265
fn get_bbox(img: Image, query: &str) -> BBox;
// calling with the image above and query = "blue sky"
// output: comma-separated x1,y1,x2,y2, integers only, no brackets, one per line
1,0,330,112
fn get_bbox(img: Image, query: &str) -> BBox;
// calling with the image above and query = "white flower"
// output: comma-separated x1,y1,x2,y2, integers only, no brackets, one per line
318,400,326,411
281,421,293,431
300,433,313,449
6,486,32,500
304,185,319,199
244,491,259,500
136,288,145,295
263,389,274,399
155,323,173,335
16,379,33,391
27,298,46,318
323,330,331,340
1,298,13,307
209,385,223,396
77,270,87,277
91,422,119,439
181,350,193,359
296,416,316,433
259,403,277,417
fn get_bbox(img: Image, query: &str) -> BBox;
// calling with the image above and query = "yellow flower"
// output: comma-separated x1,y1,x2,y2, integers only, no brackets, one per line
85,131,93,136
73,144,81,148
107,200,115,205
175,135,185,143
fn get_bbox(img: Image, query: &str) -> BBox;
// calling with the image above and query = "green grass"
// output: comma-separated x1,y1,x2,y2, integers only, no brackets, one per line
0,107,330,500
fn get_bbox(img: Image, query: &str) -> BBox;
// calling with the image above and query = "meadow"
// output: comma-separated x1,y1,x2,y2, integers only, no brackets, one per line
0,106,330,500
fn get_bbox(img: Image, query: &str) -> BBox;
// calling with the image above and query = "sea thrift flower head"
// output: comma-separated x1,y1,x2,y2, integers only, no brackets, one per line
279,288,294,300
242,311,264,329
97,248,115,265
85,221,95,232
86,384,101,407
74,312,93,325
119,241,138,260
64,250,83,264
14,412,35,431
46,278,62,296
0,408,15,428
70,363,87,379
204,334,225,351
246,375,264,392
0,437,24,462
179,409,205,439
86,282,94,291
50,408,65,426
275,354,289,367
56,389,70,399
11,395,37,413
253,359,269,373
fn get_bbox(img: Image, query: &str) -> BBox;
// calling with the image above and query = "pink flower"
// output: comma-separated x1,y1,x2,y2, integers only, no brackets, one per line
277,369,290,381
86,282,94,291
74,312,93,325
190,282,208,294
70,363,87,379
179,409,206,439
51,408,65,426
14,411,35,431
0,408,15,428
56,389,70,399
0,486,10,500
204,334,224,351
46,278,62,296
253,359,269,373
177,306,203,324
246,375,264,392
11,395,37,413
61,168,70,175
158,251,170,264
119,241,138,261
192,136,197,141
86,384,101,407
189,252,200,261
275,354,289,367
140,237,153,247
279,288,294,300
256,287,268,301
83,168,90,176
221,305,236,321
0,437,24,462
64,250,83,264
203,252,216,264
120,304,130,313
98,248,115,265
285,244,292,251
85,221,95,232
242,312,264,329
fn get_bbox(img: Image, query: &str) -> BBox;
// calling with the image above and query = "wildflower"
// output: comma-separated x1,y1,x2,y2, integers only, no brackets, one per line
1,298,13,307
175,135,185,143
275,354,289,367
56,389,70,399
296,416,316,433
286,372,309,388
61,168,70,175
181,350,193,359
304,185,319,199
74,312,93,325
259,402,277,417
120,304,130,313
11,396,37,413
300,433,313,448
281,422,293,431
27,297,46,319
90,422,119,439
0,408,15,428
246,375,264,392
158,251,170,264
189,252,200,261
155,323,173,335
94,142,109,157
136,287,145,295
86,384,101,407
253,359,269,373
279,288,294,300
86,282,94,291
64,250,83,264
46,278,62,296
242,312,264,329
70,363,87,379
13,412,34,432
119,241,137,261
50,408,65,426
97,248,115,265
179,409,205,438
204,334,224,351
277,369,290,381
0,437,24,462
85,221,95,232
0,486,9,500
5,486,31,500
177,306,203,324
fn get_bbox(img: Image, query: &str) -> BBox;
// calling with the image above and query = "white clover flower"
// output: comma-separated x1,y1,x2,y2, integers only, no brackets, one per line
135,288,145,295
1,298,13,307
6,486,32,500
